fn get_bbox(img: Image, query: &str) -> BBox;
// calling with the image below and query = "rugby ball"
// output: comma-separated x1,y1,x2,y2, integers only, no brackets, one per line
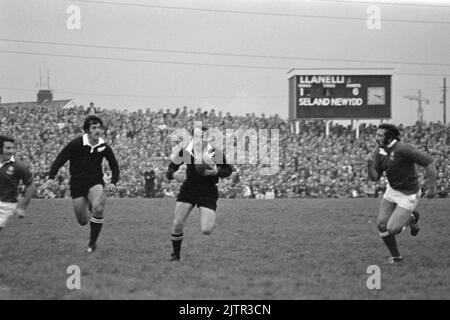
194,149,215,174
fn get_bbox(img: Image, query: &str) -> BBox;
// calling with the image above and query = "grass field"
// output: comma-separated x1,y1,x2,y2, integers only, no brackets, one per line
0,198,449,300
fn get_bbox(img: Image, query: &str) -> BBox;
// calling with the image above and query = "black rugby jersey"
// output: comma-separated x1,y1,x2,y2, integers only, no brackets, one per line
48,134,119,187
166,142,233,186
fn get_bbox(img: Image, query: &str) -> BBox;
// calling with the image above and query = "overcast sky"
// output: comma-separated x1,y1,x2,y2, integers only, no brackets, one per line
0,0,449,125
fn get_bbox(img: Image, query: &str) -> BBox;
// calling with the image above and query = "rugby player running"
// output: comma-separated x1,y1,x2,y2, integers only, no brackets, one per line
366,124,436,264
166,125,233,261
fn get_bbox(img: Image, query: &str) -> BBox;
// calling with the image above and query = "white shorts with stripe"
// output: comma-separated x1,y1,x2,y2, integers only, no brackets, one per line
0,201,17,228
383,184,421,212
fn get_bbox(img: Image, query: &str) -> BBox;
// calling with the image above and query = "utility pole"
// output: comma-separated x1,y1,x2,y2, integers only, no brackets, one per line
443,78,447,124
404,90,429,123
47,69,51,90
39,68,43,89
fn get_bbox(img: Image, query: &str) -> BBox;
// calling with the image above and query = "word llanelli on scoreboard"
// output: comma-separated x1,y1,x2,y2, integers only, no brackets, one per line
298,75,346,84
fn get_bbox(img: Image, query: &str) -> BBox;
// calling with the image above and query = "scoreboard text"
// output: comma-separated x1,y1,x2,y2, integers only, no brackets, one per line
288,74,391,119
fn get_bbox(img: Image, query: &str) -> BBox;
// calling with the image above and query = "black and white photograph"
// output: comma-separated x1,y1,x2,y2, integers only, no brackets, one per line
0,0,449,306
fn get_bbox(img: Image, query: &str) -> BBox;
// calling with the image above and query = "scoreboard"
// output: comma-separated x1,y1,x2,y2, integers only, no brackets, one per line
288,69,392,119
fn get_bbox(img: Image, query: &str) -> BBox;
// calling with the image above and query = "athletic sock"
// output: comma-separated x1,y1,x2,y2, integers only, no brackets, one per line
379,231,401,257
171,233,183,257
89,217,104,247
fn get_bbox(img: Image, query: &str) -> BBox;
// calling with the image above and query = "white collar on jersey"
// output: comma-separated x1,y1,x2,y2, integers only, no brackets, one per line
82,134,105,153
185,139,214,157
379,139,398,155
185,140,194,156
387,139,398,149
0,156,14,168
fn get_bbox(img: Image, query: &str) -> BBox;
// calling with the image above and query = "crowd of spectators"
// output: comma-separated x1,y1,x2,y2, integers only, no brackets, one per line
0,104,448,199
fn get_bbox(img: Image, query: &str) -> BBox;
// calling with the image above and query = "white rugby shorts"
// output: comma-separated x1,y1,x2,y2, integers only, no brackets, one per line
383,184,421,211
0,201,17,228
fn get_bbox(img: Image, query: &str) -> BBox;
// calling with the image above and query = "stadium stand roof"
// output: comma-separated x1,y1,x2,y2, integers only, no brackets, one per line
0,99,74,109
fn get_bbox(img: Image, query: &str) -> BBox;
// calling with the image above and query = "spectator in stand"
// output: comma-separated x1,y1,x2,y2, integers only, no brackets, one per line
1,104,449,199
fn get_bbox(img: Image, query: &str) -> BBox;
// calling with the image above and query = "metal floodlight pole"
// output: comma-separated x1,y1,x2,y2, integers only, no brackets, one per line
404,90,429,123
